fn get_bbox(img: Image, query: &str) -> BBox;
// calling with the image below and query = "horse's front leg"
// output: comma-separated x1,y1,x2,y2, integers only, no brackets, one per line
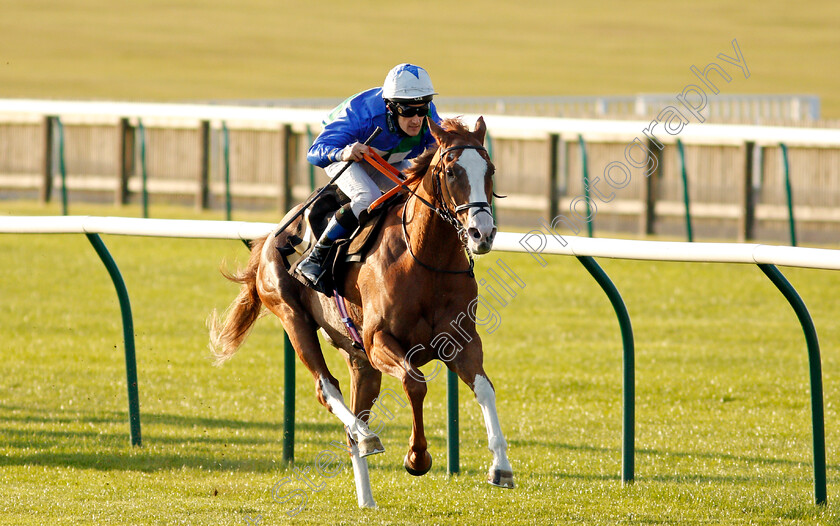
401,373,431,476
368,332,433,476
472,372,514,488
450,352,514,488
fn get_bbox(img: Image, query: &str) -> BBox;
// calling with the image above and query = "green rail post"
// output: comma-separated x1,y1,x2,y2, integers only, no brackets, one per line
283,333,295,464
238,239,294,462
676,139,693,242
447,369,460,474
578,135,593,237
222,122,232,221
780,143,797,246
548,133,561,220
576,256,635,483
758,264,826,505
138,120,149,219
239,238,295,463
85,233,142,447
55,117,68,215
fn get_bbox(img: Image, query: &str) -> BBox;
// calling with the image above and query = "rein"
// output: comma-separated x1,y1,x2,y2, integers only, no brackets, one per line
401,144,491,277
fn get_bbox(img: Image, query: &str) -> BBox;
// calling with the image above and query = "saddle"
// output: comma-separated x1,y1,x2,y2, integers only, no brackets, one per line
277,185,404,297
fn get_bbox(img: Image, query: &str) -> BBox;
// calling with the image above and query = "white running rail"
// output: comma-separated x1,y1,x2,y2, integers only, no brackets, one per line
1,216,839,270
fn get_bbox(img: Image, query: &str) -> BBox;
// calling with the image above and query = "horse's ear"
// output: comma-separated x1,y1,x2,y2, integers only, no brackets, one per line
427,116,445,143
473,116,487,145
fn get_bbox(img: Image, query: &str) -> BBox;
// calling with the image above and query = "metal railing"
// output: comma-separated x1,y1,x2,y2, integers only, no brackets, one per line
2,216,838,504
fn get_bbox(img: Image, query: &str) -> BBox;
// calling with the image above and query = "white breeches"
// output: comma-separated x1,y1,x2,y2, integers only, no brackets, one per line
327,160,410,217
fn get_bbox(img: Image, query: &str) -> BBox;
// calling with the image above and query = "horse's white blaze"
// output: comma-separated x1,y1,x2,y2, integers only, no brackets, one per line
457,149,488,205
456,149,496,251
318,377,376,443
473,374,512,473
350,442,376,508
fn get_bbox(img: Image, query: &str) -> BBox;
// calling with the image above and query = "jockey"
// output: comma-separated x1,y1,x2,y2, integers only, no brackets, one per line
297,63,442,291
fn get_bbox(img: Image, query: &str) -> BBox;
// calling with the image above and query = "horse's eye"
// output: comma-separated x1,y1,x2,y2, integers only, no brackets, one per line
446,167,456,179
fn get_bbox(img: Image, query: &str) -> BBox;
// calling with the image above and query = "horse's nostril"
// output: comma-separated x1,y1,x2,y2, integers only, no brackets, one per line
468,227,481,240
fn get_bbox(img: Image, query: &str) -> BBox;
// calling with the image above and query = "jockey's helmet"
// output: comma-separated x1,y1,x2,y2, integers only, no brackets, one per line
382,64,437,104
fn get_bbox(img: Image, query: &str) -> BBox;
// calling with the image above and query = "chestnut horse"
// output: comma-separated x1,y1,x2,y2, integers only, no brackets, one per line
209,117,513,508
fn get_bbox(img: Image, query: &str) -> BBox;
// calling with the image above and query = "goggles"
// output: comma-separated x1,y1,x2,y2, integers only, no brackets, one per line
391,102,430,118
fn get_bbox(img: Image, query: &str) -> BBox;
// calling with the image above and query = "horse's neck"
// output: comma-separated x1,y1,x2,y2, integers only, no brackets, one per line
405,175,465,270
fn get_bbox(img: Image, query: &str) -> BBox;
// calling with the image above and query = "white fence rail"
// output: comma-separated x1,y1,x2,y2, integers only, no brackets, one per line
219,94,824,122
1,98,839,146
3,215,840,270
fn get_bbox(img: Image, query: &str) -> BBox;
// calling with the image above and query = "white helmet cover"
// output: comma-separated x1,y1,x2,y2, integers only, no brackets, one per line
382,64,437,103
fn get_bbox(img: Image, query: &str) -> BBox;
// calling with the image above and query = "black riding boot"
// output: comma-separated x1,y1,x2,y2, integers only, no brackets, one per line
296,206,358,292
297,234,334,288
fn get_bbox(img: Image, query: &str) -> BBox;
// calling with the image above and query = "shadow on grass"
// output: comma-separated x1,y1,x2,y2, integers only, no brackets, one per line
0,449,287,473
509,438,840,485
0,403,434,477
6,405,834,484
0,404,302,430
0,405,353,473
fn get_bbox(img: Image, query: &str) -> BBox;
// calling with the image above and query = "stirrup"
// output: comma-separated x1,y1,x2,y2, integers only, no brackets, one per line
296,244,331,293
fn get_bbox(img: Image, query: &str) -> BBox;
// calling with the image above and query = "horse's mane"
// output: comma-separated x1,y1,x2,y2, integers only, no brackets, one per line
403,118,473,187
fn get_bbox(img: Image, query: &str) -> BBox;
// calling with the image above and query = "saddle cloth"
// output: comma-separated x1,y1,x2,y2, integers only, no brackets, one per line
277,185,403,297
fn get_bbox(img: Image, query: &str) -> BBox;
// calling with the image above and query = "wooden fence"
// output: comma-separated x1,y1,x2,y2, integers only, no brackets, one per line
1,99,839,243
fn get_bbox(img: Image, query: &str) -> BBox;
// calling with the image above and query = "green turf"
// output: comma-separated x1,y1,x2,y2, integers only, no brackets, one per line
1,200,840,524
0,0,838,117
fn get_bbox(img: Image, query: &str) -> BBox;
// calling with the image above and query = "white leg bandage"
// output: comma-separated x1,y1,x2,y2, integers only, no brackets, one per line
473,375,512,473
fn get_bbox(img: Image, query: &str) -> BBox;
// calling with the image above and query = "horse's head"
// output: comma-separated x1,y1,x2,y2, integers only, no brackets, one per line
427,117,498,255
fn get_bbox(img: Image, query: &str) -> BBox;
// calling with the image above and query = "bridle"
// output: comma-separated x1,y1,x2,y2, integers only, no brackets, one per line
401,143,493,277
434,145,494,223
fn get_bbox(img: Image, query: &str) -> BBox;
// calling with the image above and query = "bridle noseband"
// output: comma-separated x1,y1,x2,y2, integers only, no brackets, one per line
402,143,493,277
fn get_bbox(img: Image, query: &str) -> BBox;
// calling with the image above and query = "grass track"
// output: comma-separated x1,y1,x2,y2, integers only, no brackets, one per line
1,201,840,524
0,1,838,117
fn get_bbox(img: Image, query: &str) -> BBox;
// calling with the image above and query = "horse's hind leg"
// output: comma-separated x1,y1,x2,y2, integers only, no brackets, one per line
448,353,514,489
347,354,385,457
343,354,384,508
267,312,383,508
256,260,382,454
256,235,382,508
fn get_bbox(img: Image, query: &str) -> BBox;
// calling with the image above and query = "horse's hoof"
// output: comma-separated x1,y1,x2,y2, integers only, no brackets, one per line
403,450,432,476
487,469,515,488
357,435,385,457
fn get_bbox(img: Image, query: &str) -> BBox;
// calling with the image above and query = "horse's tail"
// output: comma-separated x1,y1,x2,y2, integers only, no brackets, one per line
208,236,267,366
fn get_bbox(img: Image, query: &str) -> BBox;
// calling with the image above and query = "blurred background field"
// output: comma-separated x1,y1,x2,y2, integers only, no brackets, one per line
0,0,838,117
